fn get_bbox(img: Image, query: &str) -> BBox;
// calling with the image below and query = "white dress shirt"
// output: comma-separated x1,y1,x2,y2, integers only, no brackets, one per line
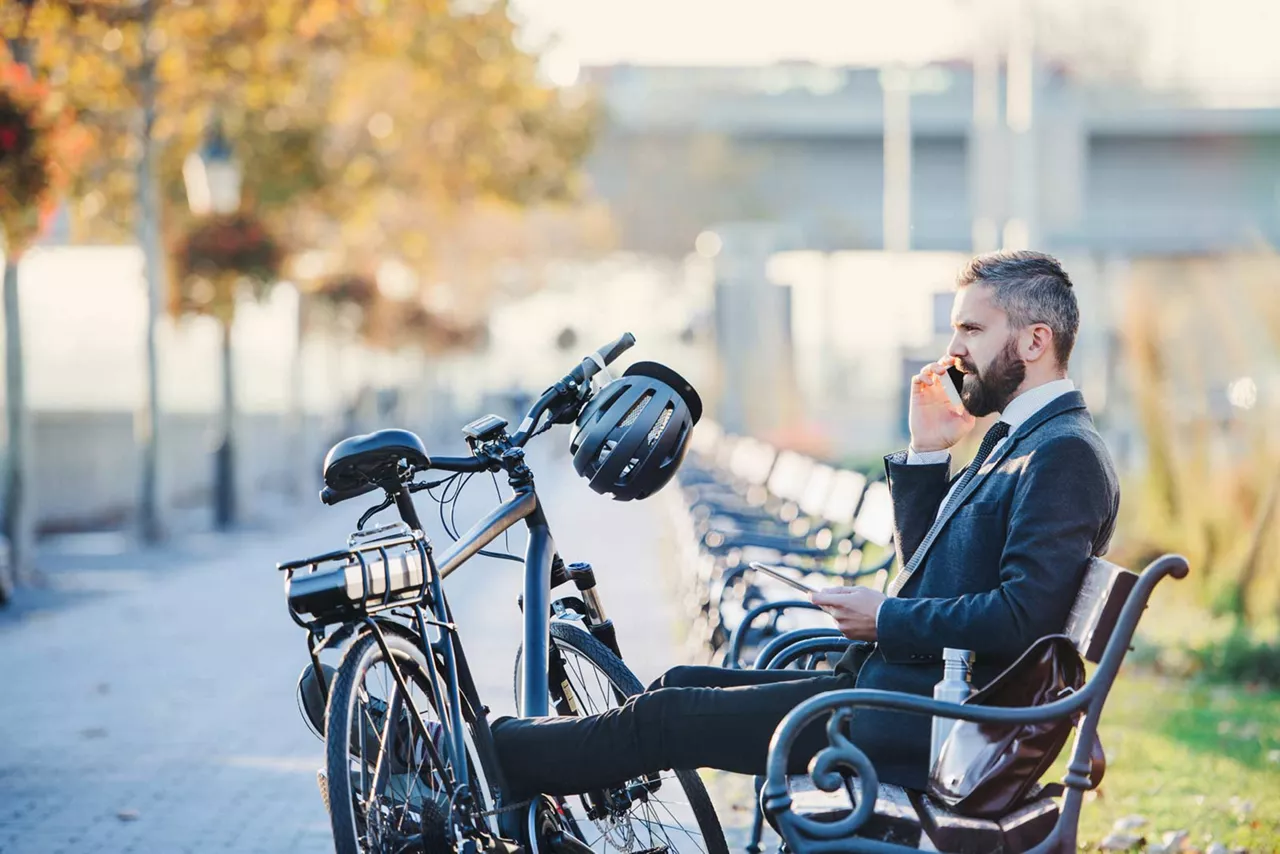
907,378,1077,520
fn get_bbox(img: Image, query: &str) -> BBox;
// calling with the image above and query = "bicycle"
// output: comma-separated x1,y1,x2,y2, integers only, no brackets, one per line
277,333,728,854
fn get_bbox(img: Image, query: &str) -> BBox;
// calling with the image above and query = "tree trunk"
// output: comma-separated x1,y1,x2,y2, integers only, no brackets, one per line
288,292,307,502
213,316,237,530
2,255,31,600
135,7,166,544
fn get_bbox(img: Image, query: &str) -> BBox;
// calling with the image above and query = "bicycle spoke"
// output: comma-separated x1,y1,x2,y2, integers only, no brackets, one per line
646,794,707,851
549,641,714,853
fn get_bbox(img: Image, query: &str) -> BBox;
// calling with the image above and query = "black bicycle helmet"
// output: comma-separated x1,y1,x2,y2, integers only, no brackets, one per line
569,361,703,501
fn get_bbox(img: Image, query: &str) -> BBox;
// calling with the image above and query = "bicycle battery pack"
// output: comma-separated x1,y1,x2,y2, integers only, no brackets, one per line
287,539,429,622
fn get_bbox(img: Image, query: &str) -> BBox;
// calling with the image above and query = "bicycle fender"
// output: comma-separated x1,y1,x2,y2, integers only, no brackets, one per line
313,617,421,658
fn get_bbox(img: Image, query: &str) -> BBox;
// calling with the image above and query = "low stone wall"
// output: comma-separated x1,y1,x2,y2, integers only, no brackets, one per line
30,411,336,534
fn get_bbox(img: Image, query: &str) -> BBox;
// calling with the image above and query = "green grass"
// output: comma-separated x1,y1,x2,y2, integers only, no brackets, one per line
1069,667,1280,850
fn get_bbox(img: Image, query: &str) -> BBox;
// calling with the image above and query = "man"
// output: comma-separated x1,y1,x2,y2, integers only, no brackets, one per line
491,250,1119,797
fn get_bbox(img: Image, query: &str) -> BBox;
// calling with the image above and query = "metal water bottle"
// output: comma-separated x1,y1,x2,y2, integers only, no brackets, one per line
930,648,975,768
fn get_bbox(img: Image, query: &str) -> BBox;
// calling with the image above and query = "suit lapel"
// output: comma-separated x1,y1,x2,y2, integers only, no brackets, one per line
901,391,1087,578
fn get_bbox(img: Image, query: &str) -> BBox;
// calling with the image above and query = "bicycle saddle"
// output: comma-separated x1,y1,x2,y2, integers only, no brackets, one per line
322,428,430,493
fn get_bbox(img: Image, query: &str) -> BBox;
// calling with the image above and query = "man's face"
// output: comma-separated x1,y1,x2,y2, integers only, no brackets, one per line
946,284,1026,417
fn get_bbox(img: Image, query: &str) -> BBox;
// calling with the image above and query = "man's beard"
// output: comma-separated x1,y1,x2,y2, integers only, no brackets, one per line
959,336,1025,417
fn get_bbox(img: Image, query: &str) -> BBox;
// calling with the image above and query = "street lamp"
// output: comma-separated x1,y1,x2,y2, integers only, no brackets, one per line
183,121,242,216
183,120,243,530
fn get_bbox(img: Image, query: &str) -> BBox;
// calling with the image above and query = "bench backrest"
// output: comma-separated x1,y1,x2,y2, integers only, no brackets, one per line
730,438,777,487
688,419,722,457
852,481,894,548
767,451,815,504
798,464,836,518
822,469,867,524
1064,557,1138,664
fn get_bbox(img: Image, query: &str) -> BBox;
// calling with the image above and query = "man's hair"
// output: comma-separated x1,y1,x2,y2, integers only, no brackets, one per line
957,250,1079,367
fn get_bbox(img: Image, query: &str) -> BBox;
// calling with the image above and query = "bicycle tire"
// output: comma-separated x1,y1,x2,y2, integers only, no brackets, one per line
0,542,13,607
515,620,730,854
326,630,493,853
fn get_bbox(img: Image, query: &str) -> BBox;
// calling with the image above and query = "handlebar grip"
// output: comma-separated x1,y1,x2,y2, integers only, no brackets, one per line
319,481,379,506
597,331,636,366
573,332,636,383
429,455,489,473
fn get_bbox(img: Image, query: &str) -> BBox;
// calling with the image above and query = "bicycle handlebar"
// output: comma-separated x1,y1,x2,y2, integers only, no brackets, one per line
319,481,380,506
569,332,635,385
428,455,491,473
323,333,637,505
510,332,636,447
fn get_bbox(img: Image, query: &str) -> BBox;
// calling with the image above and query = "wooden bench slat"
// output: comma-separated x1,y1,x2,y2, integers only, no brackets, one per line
997,795,1060,851
1064,557,1138,663
786,777,924,847
914,794,1004,853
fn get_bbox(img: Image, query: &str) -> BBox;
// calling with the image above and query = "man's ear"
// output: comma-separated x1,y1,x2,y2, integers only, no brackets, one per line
1020,323,1054,364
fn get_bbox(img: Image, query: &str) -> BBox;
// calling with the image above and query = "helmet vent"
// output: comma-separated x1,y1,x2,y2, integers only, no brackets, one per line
618,391,653,429
646,404,673,447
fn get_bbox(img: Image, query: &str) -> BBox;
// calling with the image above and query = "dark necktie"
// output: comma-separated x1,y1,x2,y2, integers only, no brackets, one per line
885,420,1011,597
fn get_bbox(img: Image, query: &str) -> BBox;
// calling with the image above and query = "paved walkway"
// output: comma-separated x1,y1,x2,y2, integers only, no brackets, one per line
0,444,688,853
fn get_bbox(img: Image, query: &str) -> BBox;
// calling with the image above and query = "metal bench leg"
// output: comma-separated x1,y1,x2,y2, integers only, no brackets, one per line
744,774,767,854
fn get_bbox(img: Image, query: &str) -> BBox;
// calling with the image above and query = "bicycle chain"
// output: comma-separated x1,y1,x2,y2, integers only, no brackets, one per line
477,798,534,817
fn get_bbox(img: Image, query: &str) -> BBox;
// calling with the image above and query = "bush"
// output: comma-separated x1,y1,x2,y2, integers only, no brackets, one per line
1133,625,1280,688
1188,627,1280,686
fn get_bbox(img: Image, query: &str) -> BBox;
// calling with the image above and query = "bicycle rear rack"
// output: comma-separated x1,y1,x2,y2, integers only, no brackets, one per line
278,529,437,631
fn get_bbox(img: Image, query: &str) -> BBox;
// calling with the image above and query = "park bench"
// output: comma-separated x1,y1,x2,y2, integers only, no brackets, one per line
716,481,896,669
757,552,1189,853
668,422,899,662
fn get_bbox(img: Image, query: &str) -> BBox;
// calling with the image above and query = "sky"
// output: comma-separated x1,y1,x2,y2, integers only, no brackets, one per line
510,0,1280,98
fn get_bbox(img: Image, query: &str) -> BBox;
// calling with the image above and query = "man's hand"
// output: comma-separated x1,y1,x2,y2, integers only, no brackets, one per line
810,586,887,642
909,358,976,453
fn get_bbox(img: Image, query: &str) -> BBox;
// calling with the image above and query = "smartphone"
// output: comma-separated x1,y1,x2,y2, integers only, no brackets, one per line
749,561,818,594
943,365,966,410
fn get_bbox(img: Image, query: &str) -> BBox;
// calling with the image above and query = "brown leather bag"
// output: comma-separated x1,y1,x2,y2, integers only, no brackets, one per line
927,634,1103,818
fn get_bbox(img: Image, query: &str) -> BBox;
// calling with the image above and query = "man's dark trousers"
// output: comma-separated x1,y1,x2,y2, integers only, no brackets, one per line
492,664,854,797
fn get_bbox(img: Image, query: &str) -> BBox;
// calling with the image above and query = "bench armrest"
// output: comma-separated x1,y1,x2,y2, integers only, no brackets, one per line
761,687,1095,849
703,531,832,555
724,600,824,669
754,629,850,670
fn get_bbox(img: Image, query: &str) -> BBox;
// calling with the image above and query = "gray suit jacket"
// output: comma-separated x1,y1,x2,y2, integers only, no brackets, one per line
839,390,1120,791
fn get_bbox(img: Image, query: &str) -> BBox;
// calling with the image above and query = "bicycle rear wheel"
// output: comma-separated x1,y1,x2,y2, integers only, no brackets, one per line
326,630,493,853
515,620,730,854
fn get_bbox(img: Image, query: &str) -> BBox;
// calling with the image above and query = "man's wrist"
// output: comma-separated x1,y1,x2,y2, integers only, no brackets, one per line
906,445,951,465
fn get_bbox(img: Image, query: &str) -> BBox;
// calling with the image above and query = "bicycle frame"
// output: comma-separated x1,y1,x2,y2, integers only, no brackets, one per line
427,483,553,717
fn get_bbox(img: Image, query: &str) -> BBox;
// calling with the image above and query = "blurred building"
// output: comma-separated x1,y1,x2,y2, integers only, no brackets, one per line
576,62,1280,459
581,62,1280,256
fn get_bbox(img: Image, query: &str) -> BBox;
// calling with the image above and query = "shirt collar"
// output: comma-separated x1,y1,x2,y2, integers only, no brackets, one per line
999,378,1076,434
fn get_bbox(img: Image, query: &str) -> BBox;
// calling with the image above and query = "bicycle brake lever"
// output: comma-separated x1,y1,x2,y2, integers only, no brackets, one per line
354,495,395,533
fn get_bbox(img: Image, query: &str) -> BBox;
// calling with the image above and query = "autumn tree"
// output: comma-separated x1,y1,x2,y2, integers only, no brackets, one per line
5,0,375,534
8,0,595,531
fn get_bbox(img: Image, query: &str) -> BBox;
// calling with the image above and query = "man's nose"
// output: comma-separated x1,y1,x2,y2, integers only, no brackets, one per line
946,335,966,362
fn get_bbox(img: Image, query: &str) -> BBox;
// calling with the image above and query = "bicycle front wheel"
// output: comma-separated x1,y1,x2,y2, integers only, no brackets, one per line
515,620,730,854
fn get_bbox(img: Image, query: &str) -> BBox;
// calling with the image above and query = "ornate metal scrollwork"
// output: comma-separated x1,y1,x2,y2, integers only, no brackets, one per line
763,706,881,851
